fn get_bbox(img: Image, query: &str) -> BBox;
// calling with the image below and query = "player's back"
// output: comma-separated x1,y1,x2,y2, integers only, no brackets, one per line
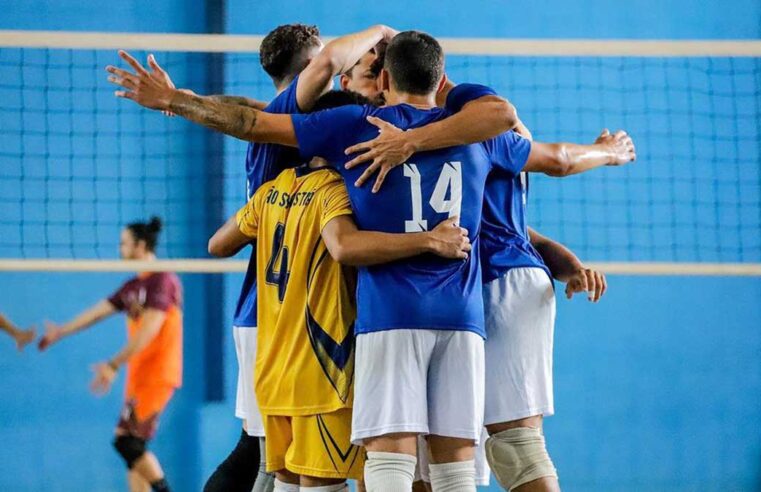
292,103,506,337
242,166,356,416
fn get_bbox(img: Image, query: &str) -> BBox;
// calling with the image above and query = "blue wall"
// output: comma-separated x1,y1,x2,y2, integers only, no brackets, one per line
1,1,760,491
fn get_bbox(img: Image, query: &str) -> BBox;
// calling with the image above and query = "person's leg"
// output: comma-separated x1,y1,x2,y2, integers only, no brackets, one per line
127,470,150,492
253,436,276,492
483,268,559,492
273,469,299,491
352,330,436,492
203,428,262,492
425,330,486,492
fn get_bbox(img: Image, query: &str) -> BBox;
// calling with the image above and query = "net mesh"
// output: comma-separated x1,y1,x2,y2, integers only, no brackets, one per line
1,44,759,263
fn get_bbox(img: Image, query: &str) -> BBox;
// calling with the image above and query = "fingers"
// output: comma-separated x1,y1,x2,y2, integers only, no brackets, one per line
114,90,136,100
584,268,597,301
599,128,610,138
366,115,398,131
147,54,166,75
371,166,391,193
354,161,381,188
107,74,137,91
118,50,150,77
599,271,608,299
565,282,574,300
344,146,374,167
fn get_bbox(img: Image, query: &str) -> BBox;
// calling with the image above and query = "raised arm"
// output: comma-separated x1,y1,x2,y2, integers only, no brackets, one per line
296,24,396,111
321,216,470,267
38,300,116,351
528,227,607,302
524,129,635,176
107,51,297,145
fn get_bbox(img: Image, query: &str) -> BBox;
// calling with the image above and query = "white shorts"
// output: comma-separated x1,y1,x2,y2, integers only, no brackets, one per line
233,326,264,437
415,429,491,486
483,267,556,425
351,329,485,445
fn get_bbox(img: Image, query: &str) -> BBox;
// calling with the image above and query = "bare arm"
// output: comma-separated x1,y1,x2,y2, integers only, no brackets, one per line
107,50,297,145
529,227,607,302
524,130,636,177
108,309,166,369
343,95,518,192
297,24,396,111
205,95,268,110
38,300,116,350
208,214,253,258
321,216,471,267
90,308,166,395
0,313,36,350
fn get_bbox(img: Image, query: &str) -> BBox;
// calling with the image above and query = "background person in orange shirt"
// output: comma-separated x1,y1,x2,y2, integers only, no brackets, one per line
38,216,182,492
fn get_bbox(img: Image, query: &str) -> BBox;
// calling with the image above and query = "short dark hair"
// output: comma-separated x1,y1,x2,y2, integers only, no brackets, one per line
384,31,443,95
126,216,163,252
311,90,372,112
260,24,321,86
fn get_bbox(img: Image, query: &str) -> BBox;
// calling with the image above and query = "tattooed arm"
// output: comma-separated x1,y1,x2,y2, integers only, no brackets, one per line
107,50,295,145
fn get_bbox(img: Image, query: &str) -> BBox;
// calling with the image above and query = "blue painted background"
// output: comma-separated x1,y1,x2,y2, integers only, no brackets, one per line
0,0,759,490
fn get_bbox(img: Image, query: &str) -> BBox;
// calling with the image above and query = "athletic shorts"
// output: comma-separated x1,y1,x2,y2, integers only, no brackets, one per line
234,326,264,437
351,329,485,445
117,385,174,440
483,267,556,425
263,408,365,480
415,429,491,486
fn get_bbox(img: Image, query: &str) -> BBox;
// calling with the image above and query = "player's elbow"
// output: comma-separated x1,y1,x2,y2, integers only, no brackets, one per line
208,237,232,258
543,144,573,177
497,98,518,131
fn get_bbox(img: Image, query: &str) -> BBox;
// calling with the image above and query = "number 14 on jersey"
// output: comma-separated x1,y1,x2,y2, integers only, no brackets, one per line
403,162,462,232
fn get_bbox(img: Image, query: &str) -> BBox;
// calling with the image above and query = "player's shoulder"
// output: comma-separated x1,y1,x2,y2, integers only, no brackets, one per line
147,271,181,288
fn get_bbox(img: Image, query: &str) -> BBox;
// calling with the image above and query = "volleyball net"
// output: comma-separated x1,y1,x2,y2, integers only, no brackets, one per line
0,30,759,275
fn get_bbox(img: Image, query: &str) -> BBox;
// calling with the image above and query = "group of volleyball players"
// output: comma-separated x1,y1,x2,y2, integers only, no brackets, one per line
2,20,636,492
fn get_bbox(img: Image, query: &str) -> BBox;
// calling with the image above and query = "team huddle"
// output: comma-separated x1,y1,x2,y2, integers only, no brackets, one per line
0,22,635,492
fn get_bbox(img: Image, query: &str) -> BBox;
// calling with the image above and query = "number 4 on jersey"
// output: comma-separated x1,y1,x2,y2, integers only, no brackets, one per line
403,162,462,232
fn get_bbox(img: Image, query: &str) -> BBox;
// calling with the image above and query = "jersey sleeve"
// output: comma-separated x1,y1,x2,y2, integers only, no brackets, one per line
483,130,532,177
236,185,267,239
106,283,127,311
319,181,354,231
290,105,366,164
445,83,498,113
144,273,177,311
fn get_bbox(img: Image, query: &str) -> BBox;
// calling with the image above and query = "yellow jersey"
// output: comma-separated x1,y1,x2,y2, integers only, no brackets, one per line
237,166,356,416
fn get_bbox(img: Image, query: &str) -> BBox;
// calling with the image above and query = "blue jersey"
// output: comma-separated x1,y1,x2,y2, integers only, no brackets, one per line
290,85,526,338
481,147,552,283
233,77,302,327
447,83,551,283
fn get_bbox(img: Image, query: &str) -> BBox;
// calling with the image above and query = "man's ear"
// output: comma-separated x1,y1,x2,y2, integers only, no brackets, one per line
380,68,391,91
339,74,351,91
436,72,449,93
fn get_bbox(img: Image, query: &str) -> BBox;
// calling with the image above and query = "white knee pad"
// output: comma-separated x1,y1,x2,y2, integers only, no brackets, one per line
364,451,417,492
485,427,557,490
428,460,476,492
273,478,300,492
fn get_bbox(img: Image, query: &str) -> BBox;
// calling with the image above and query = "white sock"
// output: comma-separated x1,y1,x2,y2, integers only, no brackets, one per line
429,460,476,492
364,451,417,492
299,484,348,491
274,478,300,492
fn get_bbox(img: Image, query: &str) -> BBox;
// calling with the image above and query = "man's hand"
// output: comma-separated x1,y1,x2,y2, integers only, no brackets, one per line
565,267,607,302
38,321,64,351
426,217,471,260
13,327,36,352
106,50,177,110
595,129,636,166
344,116,416,193
90,362,118,396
